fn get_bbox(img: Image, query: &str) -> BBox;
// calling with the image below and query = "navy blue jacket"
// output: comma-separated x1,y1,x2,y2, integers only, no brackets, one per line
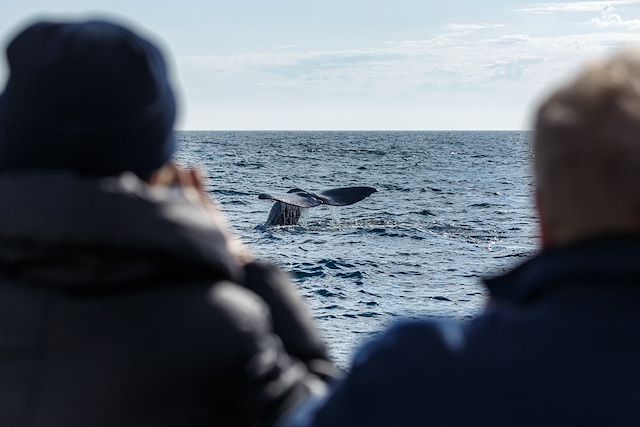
288,237,640,426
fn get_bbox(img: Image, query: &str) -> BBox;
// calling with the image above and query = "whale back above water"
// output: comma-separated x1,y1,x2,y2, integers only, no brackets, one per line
259,186,377,226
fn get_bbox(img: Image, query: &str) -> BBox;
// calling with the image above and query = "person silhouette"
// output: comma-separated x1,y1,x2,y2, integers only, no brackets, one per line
0,19,334,427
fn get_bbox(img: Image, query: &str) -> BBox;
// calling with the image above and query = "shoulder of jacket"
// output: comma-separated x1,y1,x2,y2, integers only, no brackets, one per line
207,281,273,335
351,318,468,370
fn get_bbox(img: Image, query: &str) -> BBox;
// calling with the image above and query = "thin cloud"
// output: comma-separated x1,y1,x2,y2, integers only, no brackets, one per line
177,30,640,97
445,23,505,32
516,0,640,14
177,26,640,129
590,6,640,29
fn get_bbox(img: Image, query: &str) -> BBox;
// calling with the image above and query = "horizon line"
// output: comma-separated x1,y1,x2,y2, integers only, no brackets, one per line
175,129,531,132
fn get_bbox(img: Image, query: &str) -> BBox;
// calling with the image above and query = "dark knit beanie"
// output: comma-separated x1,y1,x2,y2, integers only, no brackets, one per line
0,20,176,178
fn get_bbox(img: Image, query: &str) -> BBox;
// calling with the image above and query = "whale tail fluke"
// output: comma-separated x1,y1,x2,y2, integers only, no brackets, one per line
259,186,377,226
258,186,377,208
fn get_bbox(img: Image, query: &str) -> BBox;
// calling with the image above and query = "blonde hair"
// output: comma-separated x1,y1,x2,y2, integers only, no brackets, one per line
534,50,640,246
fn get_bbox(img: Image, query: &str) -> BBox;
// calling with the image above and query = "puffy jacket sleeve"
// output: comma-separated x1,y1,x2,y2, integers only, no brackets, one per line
208,281,330,427
241,262,339,380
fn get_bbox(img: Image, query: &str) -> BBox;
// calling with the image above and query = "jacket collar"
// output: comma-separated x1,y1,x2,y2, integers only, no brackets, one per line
484,235,640,303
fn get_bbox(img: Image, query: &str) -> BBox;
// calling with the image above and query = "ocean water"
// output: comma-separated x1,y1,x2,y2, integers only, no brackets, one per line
176,131,539,366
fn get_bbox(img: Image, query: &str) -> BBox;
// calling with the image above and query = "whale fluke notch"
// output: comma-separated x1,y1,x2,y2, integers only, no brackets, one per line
259,186,377,226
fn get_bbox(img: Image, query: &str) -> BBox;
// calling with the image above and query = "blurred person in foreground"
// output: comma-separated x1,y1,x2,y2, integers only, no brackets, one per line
0,19,335,427
282,51,640,426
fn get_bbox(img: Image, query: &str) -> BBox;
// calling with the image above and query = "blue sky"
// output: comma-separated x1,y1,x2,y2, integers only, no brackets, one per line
2,1,640,130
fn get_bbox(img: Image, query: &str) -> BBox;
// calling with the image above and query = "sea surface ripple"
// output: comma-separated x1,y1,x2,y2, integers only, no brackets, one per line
176,131,538,367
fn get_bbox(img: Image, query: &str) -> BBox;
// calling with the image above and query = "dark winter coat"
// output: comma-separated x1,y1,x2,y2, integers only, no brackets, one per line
286,236,640,427
0,172,333,427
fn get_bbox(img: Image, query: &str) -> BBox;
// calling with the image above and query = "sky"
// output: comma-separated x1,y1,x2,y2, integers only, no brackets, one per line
1,1,640,130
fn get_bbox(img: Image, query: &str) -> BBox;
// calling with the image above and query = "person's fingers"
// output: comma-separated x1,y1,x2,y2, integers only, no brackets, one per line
150,163,176,186
151,163,253,263
175,164,192,188
189,167,206,195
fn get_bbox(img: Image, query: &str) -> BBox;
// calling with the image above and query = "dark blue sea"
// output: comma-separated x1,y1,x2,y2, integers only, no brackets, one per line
176,131,538,366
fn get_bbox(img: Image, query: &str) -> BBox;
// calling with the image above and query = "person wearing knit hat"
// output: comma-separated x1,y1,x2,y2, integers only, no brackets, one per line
0,20,176,178
0,19,335,427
